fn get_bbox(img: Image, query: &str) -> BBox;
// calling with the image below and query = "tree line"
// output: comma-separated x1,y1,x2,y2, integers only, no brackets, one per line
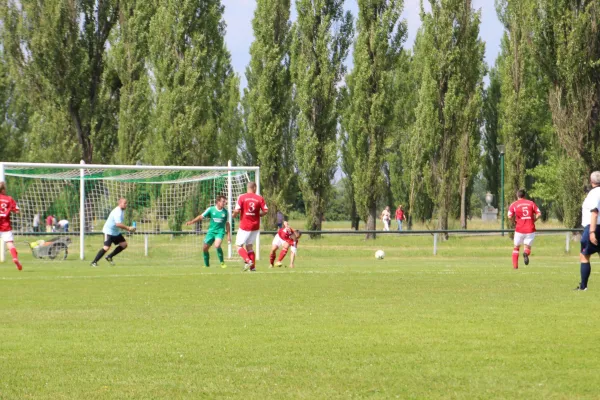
1,0,599,234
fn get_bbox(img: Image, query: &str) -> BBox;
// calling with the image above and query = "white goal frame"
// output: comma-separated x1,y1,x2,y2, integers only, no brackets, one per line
0,161,261,262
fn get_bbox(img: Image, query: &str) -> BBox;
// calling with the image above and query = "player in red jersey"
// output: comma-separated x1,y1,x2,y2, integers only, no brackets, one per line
0,182,23,270
508,189,541,269
269,221,302,268
232,182,268,271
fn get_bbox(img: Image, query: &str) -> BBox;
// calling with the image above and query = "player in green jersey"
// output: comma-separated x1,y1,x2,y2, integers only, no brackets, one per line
186,195,231,268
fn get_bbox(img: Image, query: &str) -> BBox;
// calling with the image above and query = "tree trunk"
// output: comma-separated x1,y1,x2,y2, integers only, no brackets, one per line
439,208,449,240
308,192,322,238
365,201,377,239
460,177,467,229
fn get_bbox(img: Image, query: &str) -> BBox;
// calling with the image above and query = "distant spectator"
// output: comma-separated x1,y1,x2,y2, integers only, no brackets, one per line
381,206,391,231
276,211,284,229
33,213,40,233
395,205,406,231
46,215,54,233
57,219,69,233
52,216,57,232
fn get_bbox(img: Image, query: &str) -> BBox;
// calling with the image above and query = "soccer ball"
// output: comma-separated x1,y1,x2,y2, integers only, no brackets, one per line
375,250,385,260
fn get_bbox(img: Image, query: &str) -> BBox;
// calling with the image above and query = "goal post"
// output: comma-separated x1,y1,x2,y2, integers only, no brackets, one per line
0,161,260,262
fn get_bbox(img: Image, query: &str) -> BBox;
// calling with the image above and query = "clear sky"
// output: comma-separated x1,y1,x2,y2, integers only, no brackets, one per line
222,0,504,89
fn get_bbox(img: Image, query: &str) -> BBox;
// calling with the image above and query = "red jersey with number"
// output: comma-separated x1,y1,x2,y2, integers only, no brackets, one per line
0,194,19,232
508,199,540,234
236,193,268,231
279,227,298,245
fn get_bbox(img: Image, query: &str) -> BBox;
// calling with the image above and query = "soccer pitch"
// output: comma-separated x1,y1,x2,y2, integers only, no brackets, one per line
1,234,599,399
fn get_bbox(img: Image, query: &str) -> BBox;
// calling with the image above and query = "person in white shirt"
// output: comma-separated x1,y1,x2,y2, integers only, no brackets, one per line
381,206,391,231
57,219,69,232
33,214,40,233
90,198,135,267
576,171,600,291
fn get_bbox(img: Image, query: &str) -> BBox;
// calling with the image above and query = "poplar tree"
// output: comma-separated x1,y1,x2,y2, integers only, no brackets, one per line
2,0,119,163
291,0,353,232
147,0,238,166
530,0,600,227
244,0,293,227
345,0,406,238
412,0,485,233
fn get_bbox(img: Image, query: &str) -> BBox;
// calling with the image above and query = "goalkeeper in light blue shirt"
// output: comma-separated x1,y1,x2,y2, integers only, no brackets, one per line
90,198,135,267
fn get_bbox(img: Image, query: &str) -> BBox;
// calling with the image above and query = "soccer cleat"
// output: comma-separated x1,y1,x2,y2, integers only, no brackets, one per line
14,261,22,271
204,265,210,268
523,252,529,266
105,256,115,266
220,262,227,269
574,285,588,291
274,261,283,268
243,262,252,272
90,262,98,268
249,267,256,272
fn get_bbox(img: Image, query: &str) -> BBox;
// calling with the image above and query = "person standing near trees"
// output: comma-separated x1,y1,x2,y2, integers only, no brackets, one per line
381,206,391,231
395,205,405,231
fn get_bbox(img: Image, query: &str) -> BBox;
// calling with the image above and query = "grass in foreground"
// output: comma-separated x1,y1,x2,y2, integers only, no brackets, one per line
0,234,598,399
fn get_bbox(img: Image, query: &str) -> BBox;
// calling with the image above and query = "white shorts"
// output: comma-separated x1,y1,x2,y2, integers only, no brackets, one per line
0,231,14,243
236,229,259,246
514,232,535,247
272,235,287,249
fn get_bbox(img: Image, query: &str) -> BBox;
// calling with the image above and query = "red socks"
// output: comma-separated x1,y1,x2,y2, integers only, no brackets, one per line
278,249,288,262
10,248,22,270
269,252,276,265
524,248,531,256
512,247,519,269
237,247,250,263
248,251,256,265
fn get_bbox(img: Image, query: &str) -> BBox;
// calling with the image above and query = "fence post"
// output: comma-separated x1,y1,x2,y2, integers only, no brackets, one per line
144,234,149,257
0,238,4,262
433,233,438,256
566,232,570,253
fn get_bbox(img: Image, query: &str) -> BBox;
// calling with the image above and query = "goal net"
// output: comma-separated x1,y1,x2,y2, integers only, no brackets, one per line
0,162,258,263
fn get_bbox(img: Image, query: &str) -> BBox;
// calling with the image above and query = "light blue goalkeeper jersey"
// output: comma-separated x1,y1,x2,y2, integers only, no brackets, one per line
103,206,125,236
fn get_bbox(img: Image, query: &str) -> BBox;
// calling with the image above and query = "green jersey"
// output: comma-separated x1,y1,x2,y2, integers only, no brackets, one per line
202,206,228,235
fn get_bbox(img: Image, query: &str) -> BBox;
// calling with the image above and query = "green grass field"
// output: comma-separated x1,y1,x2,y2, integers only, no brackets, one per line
1,234,599,399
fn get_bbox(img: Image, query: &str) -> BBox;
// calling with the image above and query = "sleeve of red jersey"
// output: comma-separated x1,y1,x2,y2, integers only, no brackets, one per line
11,198,19,213
235,196,242,211
507,203,514,218
261,197,268,212
534,202,541,216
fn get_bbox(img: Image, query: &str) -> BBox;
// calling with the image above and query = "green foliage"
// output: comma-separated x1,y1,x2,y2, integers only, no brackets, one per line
528,0,600,227
2,0,119,163
147,0,237,166
244,0,294,228
0,54,27,162
482,64,502,208
291,0,353,232
345,0,406,238
496,0,553,225
111,0,155,165
411,0,485,232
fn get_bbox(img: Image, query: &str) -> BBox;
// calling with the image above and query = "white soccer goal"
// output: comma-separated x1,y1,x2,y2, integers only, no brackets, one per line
0,161,261,263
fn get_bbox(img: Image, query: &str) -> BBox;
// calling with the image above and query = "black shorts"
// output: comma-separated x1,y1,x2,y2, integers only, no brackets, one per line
581,225,600,256
104,234,126,247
